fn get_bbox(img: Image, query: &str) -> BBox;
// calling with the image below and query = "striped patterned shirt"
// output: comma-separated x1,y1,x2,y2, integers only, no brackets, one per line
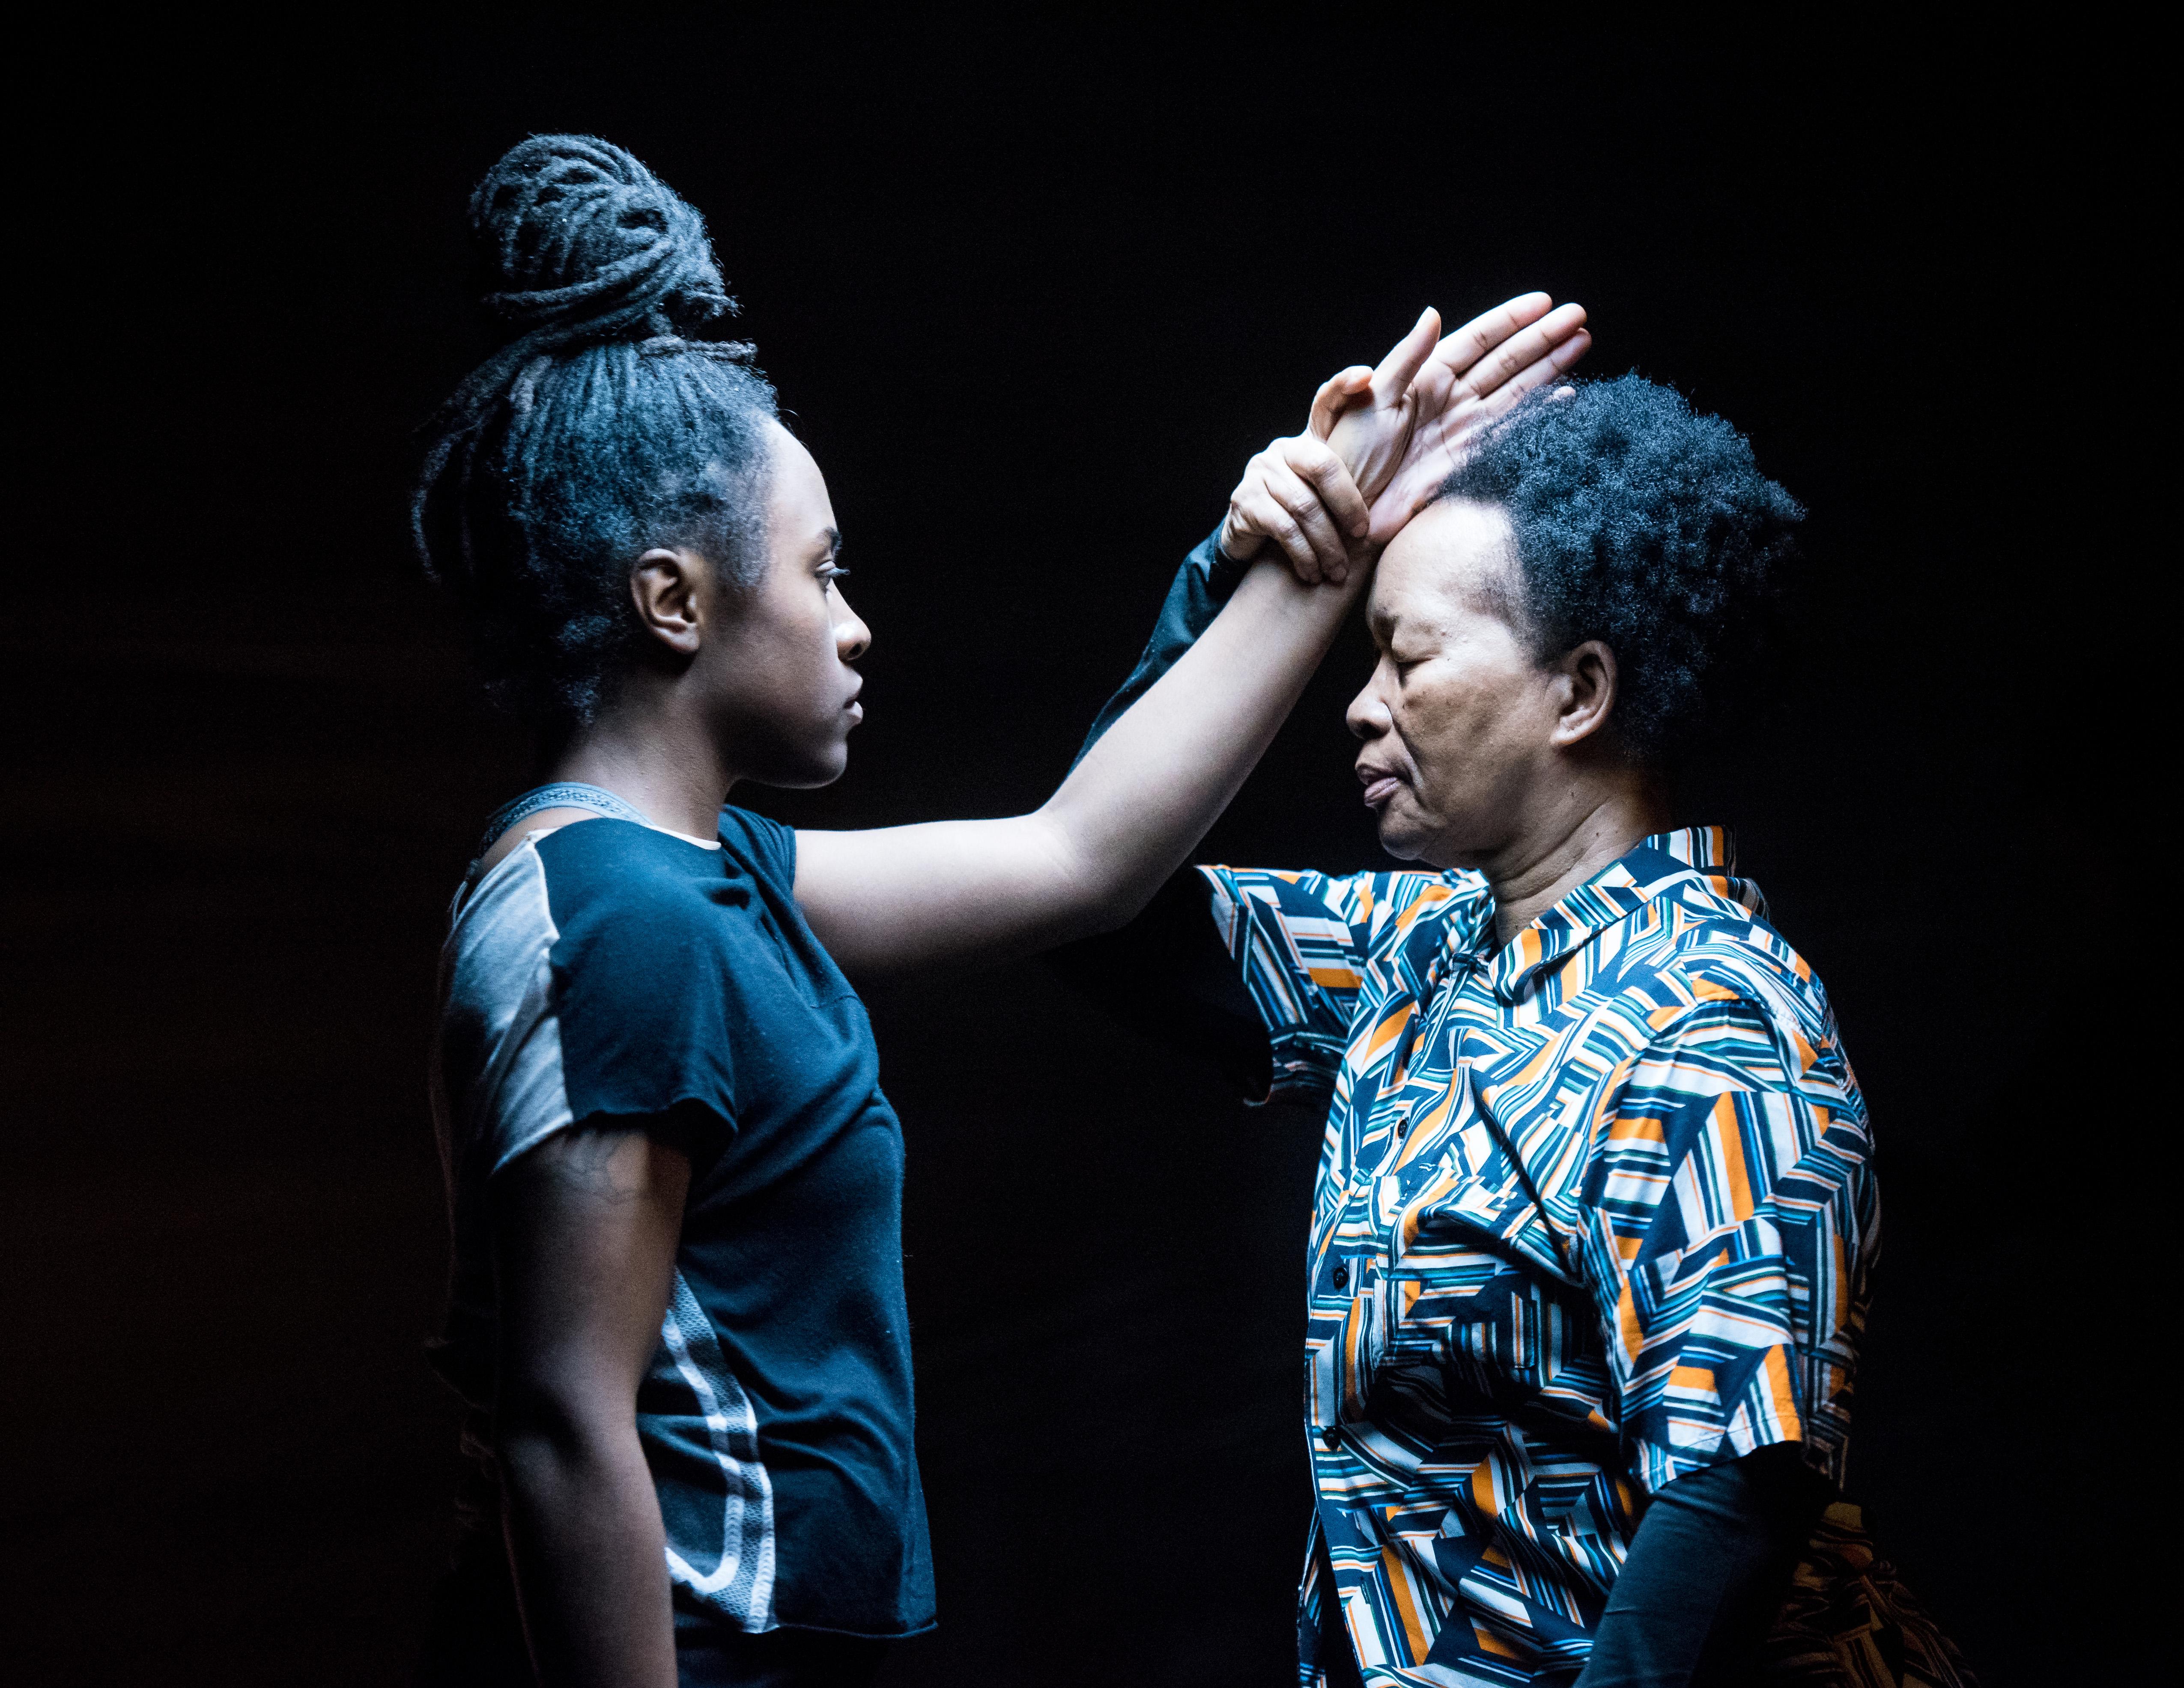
1200,828,1877,1686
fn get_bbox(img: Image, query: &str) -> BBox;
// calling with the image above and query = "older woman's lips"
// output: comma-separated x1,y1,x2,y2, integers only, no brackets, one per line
1361,775,1401,807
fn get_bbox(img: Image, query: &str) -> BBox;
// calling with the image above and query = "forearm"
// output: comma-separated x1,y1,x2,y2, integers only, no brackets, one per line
500,1412,678,1688
796,557,1359,974
1070,526,1246,768
1575,1446,1823,1687
1041,556,1359,920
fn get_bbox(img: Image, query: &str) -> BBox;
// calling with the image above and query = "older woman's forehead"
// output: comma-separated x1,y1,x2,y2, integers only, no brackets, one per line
1374,499,1515,628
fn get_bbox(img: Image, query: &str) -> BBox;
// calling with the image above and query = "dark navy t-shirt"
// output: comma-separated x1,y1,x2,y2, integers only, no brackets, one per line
431,806,934,1647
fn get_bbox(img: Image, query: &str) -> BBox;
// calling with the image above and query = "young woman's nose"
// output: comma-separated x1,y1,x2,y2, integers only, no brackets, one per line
835,601,872,664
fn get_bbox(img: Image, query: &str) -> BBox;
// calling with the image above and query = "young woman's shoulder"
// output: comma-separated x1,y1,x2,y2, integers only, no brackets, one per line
533,818,745,928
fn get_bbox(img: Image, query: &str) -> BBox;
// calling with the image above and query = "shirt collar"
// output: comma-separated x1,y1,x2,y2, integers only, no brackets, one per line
1483,825,1760,1004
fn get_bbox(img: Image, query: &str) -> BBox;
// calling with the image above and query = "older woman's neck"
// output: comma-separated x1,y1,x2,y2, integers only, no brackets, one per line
1485,771,1671,947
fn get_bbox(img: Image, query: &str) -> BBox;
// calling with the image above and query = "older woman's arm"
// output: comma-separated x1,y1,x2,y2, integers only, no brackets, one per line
1576,1446,1827,1687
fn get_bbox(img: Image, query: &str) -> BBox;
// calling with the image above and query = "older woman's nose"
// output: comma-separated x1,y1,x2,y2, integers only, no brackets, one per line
1347,682,1392,741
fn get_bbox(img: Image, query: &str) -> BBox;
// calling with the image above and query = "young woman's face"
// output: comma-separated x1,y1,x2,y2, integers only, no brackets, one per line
698,423,871,789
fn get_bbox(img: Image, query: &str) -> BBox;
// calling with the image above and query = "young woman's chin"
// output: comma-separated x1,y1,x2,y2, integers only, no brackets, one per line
759,737,853,791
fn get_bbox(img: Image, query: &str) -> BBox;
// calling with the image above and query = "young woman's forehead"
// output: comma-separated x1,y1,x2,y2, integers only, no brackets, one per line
765,424,837,534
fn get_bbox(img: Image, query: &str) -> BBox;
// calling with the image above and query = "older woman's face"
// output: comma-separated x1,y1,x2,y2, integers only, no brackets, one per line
1346,498,1568,869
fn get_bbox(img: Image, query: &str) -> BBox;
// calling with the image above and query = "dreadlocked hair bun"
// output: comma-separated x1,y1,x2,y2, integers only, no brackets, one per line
414,135,779,729
471,133,735,349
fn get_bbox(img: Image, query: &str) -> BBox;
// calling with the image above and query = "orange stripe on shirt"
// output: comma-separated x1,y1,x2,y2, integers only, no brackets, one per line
1474,1623,1523,1660
1713,1092,1755,1220
1363,1005,1415,1060
1608,1112,1665,1144
1763,1345,1805,1440
1380,1545,1434,1664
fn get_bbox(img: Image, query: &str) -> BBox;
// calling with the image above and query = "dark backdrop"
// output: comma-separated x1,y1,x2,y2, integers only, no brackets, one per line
4,18,2122,1687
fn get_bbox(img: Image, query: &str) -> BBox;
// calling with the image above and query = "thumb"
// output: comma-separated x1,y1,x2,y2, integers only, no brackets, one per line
1308,367,1373,439
1369,308,1442,406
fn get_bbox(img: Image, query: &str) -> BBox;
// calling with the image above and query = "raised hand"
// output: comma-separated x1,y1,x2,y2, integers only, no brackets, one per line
1215,311,1449,584
1351,293,1590,544
1216,427,1374,586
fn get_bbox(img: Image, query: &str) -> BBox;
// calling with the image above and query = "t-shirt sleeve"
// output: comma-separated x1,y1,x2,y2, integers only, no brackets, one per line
1576,954,1876,1496
1196,865,1386,1101
716,804,797,884
539,844,754,1151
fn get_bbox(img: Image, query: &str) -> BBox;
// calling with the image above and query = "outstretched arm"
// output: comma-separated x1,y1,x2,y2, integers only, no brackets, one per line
791,296,1588,977
794,539,1368,975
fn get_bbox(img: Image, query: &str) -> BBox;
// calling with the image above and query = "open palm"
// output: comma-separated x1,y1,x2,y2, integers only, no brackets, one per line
1319,293,1592,546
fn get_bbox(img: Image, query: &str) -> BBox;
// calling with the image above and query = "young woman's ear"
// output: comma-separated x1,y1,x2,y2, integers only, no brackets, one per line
1547,639,1619,748
630,549,707,656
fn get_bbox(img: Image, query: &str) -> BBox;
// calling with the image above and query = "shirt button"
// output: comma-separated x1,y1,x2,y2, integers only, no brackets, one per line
1331,1262,1350,1289
1320,1425,1342,1448
1396,1118,1409,1138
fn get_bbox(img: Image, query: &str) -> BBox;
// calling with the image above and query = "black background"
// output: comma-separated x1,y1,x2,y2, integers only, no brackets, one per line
4,16,2125,1686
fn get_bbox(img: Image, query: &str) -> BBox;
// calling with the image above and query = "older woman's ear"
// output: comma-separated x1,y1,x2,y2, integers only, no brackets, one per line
1546,639,1620,749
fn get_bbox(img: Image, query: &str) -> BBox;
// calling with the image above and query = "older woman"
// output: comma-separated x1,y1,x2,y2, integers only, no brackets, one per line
1063,378,1971,1688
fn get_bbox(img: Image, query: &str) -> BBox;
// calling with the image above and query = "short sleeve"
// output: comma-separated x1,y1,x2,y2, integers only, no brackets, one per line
716,804,797,885
537,825,753,1146
1196,866,1382,1101
1577,968,1877,1495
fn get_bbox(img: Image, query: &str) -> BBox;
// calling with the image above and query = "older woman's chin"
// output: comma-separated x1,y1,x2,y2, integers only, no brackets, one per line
1371,813,1436,865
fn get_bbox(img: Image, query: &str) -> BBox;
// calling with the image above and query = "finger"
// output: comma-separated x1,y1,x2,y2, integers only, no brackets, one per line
1474,330,1592,417
1366,465,1437,548
1369,307,1442,406
1232,478,1324,583
1217,510,1262,562
1429,291,1554,379
1307,366,1374,439
1264,455,1352,580
1397,354,1459,431
1280,433,1370,540
1453,305,1589,402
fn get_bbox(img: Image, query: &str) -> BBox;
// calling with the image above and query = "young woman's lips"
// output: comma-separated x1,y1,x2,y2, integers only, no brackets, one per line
1361,774,1401,807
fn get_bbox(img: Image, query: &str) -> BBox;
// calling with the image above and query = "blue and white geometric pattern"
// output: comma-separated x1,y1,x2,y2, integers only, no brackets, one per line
1202,828,1966,1687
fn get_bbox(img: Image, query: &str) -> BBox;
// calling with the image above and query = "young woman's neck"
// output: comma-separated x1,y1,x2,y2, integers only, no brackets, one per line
543,696,734,841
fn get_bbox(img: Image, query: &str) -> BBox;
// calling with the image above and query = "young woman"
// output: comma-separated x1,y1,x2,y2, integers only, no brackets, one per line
412,134,1588,1688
